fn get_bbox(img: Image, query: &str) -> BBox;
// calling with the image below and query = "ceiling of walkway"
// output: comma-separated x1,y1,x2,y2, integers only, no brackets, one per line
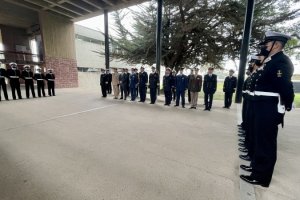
1,0,148,23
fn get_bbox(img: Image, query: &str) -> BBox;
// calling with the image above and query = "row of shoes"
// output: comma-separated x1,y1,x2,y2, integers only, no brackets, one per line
237,125,269,188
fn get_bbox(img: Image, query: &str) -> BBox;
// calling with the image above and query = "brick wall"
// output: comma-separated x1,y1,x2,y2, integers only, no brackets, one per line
44,56,78,88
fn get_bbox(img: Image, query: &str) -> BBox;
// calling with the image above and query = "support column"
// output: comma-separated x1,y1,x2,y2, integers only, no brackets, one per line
156,0,163,94
235,0,255,103
104,10,110,70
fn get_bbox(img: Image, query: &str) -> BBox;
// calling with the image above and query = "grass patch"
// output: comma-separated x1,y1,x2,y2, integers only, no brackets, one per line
294,93,300,108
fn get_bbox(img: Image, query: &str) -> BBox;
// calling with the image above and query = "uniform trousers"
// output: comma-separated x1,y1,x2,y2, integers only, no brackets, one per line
251,98,282,185
150,87,157,103
0,78,9,100
47,81,55,96
10,79,22,99
25,79,35,98
37,80,46,97
164,90,172,105
190,92,199,107
113,85,119,98
176,90,185,106
139,86,147,102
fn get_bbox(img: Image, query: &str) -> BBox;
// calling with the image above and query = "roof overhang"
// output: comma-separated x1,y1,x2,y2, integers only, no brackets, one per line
2,0,149,22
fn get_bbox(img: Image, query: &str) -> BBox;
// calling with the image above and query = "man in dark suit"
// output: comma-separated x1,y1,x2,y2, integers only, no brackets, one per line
149,66,159,104
203,67,217,111
138,66,148,102
22,65,36,99
223,69,237,108
163,68,174,106
100,69,108,97
187,69,194,103
45,69,55,96
106,69,112,94
7,62,22,100
0,61,9,101
121,68,130,100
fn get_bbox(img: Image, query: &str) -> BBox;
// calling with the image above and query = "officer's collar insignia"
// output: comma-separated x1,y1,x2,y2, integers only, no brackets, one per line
264,57,272,63
277,70,282,77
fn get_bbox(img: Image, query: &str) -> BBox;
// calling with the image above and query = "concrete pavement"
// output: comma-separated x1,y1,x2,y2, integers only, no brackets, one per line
0,88,299,200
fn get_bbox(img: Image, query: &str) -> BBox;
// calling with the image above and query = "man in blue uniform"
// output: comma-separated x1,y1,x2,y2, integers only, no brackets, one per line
240,31,295,187
22,65,36,98
163,68,173,106
175,67,188,108
138,66,148,102
0,61,9,101
7,62,22,100
203,67,217,111
223,69,237,109
149,66,159,104
130,68,138,101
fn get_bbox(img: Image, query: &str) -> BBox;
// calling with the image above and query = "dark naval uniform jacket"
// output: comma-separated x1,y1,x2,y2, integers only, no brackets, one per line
223,76,237,93
255,51,294,109
149,72,159,88
203,74,217,94
138,71,148,87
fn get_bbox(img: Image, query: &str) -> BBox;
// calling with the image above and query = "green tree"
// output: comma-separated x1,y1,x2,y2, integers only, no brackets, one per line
108,0,300,70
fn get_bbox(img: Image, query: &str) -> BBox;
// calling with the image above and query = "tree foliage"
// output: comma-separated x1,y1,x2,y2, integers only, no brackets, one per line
109,0,300,70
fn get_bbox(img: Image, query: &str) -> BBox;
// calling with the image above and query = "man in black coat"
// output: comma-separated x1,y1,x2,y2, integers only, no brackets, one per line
7,62,22,100
149,66,159,104
163,68,174,106
240,31,295,188
187,69,194,103
223,69,237,108
138,66,148,102
34,67,46,97
203,67,217,111
100,69,108,97
45,69,55,96
22,65,36,98
106,69,112,94
0,62,9,101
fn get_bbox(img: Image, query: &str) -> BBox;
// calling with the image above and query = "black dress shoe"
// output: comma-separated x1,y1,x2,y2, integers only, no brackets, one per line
240,175,269,187
239,155,251,161
182,106,185,108
238,148,248,153
174,105,179,107
238,134,246,137
239,139,245,142
150,102,154,104
240,165,252,172
238,143,246,148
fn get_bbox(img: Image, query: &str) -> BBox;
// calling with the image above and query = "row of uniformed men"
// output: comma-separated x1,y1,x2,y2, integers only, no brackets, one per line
0,62,56,101
238,31,295,188
100,66,238,110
